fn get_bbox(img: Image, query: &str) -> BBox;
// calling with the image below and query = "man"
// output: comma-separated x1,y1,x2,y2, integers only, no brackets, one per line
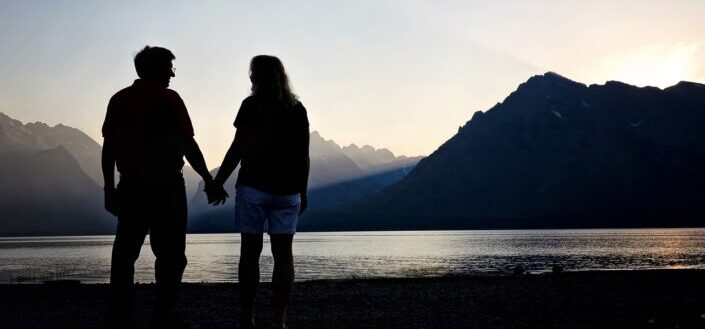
102,46,221,327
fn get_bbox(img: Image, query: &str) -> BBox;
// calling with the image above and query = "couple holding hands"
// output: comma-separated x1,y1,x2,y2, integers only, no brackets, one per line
102,46,309,329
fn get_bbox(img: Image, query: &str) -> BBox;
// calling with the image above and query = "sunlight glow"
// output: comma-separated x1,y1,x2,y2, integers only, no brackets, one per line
604,43,700,88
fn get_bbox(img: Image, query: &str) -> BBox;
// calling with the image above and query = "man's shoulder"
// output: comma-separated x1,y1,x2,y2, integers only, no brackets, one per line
109,85,135,103
150,88,182,104
163,88,182,98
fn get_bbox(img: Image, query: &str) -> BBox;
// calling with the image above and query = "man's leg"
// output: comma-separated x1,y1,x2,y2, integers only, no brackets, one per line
270,234,294,329
149,186,188,315
110,214,149,325
239,233,264,326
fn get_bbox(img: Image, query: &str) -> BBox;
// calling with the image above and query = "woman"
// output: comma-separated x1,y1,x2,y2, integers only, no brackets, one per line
211,55,310,329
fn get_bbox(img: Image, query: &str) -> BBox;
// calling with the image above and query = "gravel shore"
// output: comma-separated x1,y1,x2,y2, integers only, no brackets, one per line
2,270,705,328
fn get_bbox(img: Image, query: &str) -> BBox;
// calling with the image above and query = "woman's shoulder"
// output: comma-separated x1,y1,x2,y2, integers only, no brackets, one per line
241,95,258,107
292,100,306,112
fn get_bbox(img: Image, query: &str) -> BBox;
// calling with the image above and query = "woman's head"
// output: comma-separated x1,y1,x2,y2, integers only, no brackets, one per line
249,55,298,106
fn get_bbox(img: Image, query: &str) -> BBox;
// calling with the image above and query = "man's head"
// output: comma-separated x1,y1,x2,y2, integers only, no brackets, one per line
134,46,175,87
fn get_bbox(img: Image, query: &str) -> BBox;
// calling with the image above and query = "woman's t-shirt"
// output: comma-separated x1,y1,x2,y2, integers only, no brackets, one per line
233,95,310,195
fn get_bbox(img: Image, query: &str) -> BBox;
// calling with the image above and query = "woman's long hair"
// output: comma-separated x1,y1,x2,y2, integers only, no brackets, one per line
249,55,298,107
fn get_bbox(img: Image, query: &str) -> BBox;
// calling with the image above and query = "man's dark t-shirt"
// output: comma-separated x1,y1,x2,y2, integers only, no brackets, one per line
234,95,309,195
102,79,194,180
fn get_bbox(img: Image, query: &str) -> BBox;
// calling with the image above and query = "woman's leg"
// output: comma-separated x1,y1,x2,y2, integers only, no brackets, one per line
239,233,264,326
270,234,295,328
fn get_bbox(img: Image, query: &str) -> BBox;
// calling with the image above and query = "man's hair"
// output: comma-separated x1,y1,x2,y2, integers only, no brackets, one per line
134,46,175,79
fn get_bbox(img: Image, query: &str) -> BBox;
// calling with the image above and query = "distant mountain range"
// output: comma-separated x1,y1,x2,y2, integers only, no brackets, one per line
0,113,103,184
2,72,704,235
318,72,705,230
187,132,421,232
0,112,421,235
0,114,112,235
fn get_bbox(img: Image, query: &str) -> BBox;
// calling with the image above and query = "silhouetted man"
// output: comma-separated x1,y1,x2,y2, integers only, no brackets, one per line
102,46,217,328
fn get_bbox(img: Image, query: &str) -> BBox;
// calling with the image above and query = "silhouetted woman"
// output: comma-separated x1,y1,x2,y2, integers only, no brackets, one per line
212,55,309,329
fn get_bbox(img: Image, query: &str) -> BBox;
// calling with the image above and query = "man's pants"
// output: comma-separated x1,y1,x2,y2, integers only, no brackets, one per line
110,176,188,315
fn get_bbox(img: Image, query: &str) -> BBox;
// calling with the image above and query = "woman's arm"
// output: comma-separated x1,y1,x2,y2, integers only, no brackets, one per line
298,126,310,215
214,129,244,186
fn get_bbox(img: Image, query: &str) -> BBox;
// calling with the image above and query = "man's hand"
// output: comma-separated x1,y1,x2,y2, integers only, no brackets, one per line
104,187,121,217
299,193,308,216
205,180,229,205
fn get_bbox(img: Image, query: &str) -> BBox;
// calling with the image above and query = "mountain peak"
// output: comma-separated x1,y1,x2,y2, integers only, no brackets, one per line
543,71,571,81
603,80,638,88
0,112,23,127
364,72,705,228
0,112,103,184
343,143,360,151
665,80,705,92
525,72,585,88
26,121,50,129
512,72,587,99
360,145,376,152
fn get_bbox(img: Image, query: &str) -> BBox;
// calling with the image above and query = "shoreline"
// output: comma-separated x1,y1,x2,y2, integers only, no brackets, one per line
3,226,705,238
2,269,705,328
8,267,705,285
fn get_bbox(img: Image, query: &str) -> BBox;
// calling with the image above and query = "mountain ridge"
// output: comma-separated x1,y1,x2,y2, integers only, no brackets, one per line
0,112,103,184
323,72,705,230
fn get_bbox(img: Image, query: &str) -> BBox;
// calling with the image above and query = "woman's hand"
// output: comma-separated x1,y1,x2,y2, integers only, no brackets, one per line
205,181,229,205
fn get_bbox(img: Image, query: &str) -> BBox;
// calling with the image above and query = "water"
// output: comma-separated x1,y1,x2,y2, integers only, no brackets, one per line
1,229,705,283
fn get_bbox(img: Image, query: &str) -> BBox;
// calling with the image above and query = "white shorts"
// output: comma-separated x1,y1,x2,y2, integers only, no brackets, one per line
234,185,301,235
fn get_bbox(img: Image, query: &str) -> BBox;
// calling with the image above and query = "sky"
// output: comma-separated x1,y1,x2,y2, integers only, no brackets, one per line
1,0,704,167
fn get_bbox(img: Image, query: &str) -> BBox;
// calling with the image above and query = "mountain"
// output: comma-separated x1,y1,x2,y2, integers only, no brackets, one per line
188,131,422,232
0,113,103,184
342,143,423,174
0,113,113,235
308,131,366,187
339,73,705,230
182,165,201,200
0,146,113,235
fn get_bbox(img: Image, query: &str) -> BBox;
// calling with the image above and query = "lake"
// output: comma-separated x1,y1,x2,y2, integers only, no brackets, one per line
1,229,705,283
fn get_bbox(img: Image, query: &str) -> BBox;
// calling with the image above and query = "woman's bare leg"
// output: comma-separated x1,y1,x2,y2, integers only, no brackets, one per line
239,234,263,326
270,234,294,328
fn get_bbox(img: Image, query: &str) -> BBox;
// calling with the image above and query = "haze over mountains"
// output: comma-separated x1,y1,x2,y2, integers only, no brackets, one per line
0,112,421,235
187,131,422,232
317,73,705,230
0,113,103,184
1,72,704,235
0,113,112,235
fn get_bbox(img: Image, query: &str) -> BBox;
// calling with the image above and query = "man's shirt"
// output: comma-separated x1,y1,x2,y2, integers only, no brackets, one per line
102,79,194,179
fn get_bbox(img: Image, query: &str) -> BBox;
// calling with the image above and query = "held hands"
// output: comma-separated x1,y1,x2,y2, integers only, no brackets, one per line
205,180,229,205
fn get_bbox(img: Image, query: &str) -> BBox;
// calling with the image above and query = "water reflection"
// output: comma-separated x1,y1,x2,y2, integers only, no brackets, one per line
1,229,705,283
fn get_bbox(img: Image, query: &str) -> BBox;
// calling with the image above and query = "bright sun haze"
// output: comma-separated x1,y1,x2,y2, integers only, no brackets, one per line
0,0,703,166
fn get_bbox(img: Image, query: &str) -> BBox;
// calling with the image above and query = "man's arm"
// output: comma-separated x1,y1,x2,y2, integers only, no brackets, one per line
183,136,212,183
102,137,119,216
183,136,232,205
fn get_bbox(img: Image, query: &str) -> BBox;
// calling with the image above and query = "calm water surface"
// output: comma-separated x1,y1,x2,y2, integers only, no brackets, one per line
1,229,705,283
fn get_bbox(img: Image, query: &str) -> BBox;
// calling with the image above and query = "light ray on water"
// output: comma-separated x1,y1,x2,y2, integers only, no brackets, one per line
1,229,705,283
